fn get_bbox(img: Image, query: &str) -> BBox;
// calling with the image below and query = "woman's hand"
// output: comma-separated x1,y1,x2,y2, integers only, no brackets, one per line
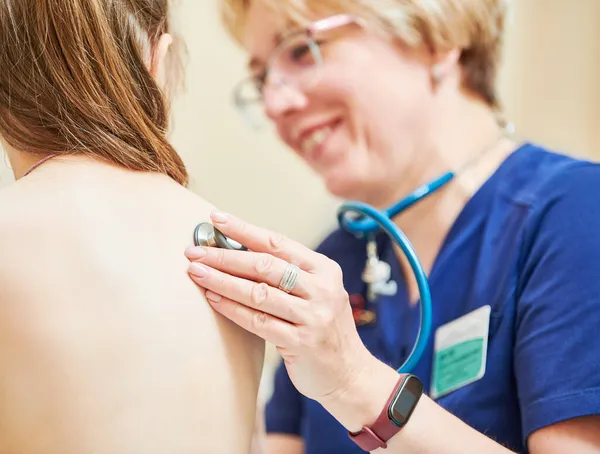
184,211,374,405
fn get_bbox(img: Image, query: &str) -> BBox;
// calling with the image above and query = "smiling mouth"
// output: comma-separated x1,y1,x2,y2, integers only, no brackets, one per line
299,119,342,158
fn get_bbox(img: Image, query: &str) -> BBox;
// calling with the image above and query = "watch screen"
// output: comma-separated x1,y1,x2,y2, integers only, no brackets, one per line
390,376,423,426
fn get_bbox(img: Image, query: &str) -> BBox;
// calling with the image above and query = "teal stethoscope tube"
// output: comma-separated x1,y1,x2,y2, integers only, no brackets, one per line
336,171,455,374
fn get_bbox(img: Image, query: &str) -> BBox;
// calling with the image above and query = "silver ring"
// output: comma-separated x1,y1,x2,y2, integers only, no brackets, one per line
278,263,300,294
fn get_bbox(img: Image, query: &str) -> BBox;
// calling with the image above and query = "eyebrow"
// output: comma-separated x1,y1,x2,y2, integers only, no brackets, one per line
245,31,288,73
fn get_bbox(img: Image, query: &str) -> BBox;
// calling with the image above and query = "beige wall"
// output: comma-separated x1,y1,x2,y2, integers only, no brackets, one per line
164,1,341,249
498,0,600,159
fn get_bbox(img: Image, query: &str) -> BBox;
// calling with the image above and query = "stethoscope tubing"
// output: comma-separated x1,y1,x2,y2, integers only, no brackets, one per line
339,171,455,235
337,198,437,374
336,171,460,373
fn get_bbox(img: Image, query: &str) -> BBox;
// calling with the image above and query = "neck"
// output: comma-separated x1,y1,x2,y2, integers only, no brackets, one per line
6,149,106,181
4,147,56,180
383,98,518,300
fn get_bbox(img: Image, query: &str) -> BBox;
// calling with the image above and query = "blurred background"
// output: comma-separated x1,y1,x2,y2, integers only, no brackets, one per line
1,0,598,413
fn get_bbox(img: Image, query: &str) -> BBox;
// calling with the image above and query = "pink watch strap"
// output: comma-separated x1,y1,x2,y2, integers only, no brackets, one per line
348,374,408,451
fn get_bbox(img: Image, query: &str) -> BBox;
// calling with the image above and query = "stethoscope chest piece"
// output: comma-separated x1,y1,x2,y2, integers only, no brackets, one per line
193,222,247,251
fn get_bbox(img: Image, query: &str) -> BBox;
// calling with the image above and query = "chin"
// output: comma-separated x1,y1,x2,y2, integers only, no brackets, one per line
323,168,392,209
323,171,367,202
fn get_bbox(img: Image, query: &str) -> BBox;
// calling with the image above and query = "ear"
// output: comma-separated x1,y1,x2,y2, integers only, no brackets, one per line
149,33,174,89
430,48,461,86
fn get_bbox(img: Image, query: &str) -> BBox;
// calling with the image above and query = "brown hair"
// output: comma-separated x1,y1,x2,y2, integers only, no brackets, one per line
0,0,188,185
220,0,509,110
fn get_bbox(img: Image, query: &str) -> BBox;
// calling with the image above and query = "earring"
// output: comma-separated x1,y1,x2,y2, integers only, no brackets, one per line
431,64,442,85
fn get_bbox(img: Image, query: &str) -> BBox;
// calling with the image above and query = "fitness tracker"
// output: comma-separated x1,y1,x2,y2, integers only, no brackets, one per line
348,374,423,451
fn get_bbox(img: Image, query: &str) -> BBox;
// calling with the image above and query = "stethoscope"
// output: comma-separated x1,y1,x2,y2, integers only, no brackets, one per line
195,121,514,375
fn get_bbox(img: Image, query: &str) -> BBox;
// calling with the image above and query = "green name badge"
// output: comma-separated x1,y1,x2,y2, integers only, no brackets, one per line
431,305,491,399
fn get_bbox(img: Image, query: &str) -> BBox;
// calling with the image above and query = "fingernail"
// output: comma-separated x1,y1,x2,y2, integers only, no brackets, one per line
205,291,222,303
211,210,229,224
185,246,206,260
189,263,209,277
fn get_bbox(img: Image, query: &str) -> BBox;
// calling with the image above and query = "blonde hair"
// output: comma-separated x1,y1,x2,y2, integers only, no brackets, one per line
220,0,509,109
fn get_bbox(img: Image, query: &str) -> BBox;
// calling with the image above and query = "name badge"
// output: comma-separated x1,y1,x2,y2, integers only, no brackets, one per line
430,305,491,399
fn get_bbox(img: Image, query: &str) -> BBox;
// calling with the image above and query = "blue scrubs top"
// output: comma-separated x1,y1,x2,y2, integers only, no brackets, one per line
265,143,600,453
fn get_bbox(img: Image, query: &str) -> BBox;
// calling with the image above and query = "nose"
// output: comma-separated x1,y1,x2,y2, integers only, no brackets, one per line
262,76,308,121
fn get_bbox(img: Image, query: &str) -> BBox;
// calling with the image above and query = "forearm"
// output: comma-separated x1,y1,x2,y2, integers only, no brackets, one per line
319,354,515,454
381,393,514,454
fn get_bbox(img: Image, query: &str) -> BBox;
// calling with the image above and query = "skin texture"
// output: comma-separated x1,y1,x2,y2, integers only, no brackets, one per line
0,19,265,452
0,157,265,454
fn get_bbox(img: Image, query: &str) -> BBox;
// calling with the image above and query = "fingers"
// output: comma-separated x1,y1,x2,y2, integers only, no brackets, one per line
205,293,298,349
188,262,309,325
185,246,311,298
207,211,325,273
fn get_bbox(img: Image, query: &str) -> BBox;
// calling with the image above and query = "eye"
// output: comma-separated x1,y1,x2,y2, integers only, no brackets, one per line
290,44,311,61
253,72,266,92
288,39,325,65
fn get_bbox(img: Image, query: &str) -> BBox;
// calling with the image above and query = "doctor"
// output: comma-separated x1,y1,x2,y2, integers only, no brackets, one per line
186,0,600,452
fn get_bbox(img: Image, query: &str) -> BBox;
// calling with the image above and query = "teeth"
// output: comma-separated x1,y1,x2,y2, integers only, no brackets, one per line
301,127,332,154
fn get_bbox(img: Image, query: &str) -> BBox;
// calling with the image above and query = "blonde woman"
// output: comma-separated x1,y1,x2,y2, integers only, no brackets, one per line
0,1,264,453
186,0,600,453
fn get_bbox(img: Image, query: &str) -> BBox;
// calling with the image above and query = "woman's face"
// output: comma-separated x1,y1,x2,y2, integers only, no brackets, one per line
242,2,441,205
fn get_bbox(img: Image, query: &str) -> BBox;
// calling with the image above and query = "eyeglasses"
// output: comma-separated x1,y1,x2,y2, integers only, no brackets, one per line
232,14,362,129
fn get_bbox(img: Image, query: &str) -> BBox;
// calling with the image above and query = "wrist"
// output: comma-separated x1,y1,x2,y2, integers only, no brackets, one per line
318,349,400,433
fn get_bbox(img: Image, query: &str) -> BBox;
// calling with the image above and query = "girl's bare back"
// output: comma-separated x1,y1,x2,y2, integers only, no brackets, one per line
0,158,264,454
